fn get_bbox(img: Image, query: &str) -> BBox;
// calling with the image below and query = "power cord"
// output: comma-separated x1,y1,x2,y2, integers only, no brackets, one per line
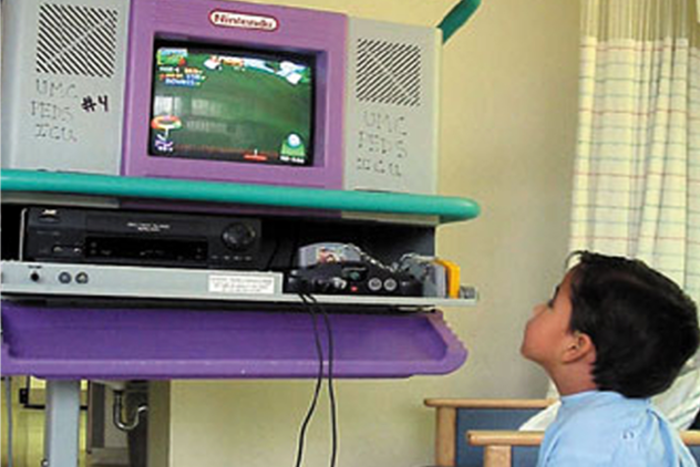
295,294,325,467
296,294,338,467
306,294,338,467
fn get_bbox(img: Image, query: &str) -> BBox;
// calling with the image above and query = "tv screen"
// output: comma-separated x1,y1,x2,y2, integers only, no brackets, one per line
148,41,314,166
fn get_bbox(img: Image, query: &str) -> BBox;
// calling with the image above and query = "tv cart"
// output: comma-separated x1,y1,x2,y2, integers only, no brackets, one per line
1,169,479,466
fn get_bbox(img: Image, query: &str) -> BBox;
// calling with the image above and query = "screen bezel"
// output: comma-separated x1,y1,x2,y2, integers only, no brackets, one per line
121,0,347,189
148,39,316,167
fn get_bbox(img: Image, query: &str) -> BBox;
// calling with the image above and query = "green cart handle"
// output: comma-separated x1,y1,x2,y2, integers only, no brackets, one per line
439,0,482,43
1,169,480,224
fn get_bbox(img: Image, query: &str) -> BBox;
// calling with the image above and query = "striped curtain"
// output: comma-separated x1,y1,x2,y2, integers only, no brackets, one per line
570,0,700,428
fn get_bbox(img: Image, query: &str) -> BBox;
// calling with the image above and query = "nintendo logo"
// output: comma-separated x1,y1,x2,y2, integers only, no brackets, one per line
209,10,279,31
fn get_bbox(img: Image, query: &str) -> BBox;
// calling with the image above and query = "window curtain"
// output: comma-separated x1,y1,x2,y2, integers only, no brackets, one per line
569,0,700,428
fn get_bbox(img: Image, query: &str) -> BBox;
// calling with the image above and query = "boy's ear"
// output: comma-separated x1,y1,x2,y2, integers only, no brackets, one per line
562,331,595,363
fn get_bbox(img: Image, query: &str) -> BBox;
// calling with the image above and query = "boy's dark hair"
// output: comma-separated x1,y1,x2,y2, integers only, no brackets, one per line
568,251,700,398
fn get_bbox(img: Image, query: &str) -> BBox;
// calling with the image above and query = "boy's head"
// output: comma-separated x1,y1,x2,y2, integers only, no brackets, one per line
522,251,700,398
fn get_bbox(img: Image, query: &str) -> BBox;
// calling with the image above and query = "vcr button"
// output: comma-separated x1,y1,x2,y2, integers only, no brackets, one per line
58,272,72,284
221,223,257,251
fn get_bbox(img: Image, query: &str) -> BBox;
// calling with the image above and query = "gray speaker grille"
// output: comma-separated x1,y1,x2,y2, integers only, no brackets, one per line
36,3,118,78
356,39,421,107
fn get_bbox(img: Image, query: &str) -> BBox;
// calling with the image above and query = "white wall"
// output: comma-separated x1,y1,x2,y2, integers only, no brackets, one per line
165,1,580,466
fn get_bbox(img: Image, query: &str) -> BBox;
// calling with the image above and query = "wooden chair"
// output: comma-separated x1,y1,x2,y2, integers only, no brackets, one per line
424,398,700,467
466,431,543,467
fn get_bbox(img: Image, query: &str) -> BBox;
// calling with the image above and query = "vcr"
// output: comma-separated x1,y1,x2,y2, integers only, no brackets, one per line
22,207,262,270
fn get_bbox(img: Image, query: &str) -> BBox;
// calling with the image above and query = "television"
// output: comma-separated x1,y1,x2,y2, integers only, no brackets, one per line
2,0,442,194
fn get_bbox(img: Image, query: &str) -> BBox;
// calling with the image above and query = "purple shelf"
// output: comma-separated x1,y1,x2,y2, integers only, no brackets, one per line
0,302,467,379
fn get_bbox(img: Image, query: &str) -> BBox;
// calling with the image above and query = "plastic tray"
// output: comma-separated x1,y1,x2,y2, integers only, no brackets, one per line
0,301,467,379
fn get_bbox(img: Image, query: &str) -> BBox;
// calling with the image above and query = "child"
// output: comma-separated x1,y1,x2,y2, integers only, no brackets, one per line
521,251,700,466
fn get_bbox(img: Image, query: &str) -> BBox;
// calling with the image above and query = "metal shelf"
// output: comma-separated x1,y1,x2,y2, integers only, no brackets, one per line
262,292,477,309
1,261,477,310
1,289,477,310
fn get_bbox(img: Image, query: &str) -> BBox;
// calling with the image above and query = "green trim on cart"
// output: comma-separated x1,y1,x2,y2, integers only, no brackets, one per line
439,0,481,43
1,170,480,223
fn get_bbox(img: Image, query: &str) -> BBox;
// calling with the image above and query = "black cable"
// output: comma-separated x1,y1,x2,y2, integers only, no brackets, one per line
295,294,325,467
305,294,338,467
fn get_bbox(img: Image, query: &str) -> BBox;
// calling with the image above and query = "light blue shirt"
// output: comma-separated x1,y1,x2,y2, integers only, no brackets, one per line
537,391,697,467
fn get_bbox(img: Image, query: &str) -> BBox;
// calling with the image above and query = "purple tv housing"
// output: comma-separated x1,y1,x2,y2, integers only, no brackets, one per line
1,0,442,194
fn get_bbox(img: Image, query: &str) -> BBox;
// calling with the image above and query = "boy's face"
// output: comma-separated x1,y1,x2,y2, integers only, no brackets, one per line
521,270,576,370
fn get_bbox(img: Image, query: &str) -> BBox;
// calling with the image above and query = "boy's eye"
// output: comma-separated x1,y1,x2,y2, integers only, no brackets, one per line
547,299,554,308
